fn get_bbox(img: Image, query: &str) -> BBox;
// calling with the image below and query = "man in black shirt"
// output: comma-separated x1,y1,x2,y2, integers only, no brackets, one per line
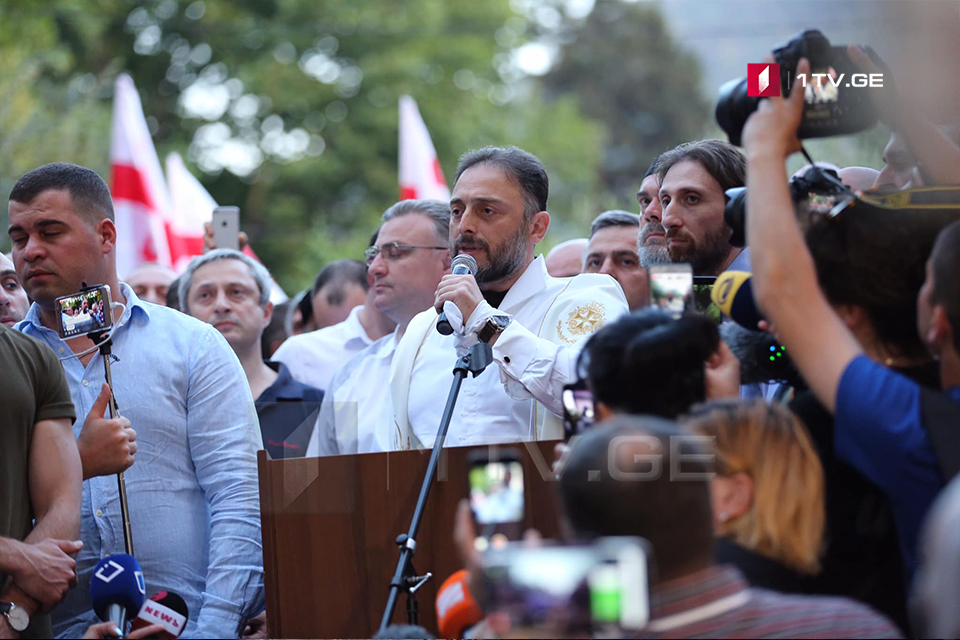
179,249,323,459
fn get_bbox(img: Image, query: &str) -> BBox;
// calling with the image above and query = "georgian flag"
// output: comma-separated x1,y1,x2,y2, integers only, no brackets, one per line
165,153,287,303
398,95,450,201
110,73,172,277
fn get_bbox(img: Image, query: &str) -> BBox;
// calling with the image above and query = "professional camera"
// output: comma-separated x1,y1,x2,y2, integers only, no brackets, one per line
724,166,853,247
716,29,885,146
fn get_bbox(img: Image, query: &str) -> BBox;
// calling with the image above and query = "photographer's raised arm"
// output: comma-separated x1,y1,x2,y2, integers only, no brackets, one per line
742,58,862,413
849,45,960,187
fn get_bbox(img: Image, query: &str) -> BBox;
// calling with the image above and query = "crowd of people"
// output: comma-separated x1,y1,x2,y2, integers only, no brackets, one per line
1,44,959,640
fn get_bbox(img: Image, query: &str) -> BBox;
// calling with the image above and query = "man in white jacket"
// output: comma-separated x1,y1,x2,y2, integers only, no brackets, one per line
389,146,629,450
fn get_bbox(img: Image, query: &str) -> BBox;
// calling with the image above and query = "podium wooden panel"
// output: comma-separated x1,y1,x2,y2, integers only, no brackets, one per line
258,441,562,638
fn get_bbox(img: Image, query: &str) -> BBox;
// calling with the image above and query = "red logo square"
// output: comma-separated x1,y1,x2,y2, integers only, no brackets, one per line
747,63,780,97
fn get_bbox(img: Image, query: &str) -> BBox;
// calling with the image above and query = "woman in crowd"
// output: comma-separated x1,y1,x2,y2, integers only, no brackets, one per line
684,399,825,594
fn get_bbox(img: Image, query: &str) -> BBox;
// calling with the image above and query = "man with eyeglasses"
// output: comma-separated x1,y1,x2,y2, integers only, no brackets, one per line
388,147,629,450
273,239,396,391
308,199,452,455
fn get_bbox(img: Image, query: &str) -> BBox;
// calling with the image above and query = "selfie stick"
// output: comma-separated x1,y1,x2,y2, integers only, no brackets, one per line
378,340,493,633
81,282,135,557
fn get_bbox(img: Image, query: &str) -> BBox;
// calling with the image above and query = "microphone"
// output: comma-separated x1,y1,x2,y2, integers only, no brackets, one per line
435,570,483,639
720,322,803,387
130,591,189,638
436,254,479,335
711,270,765,330
89,554,146,635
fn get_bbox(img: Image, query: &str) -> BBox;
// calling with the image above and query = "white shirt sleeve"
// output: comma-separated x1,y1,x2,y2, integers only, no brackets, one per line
491,274,628,417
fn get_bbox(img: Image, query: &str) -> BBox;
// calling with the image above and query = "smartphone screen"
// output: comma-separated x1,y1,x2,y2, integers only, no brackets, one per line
692,276,722,325
56,286,113,339
649,264,693,319
482,537,650,636
212,206,241,251
469,457,525,543
562,383,595,440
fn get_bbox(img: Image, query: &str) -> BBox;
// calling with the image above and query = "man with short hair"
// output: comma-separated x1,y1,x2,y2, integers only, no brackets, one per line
544,238,587,277
180,249,324,458
1,253,30,327
583,210,648,310
308,199,451,455
389,146,628,448
124,262,176,306
0,324,82,639
557,416,901,638
8,162,264,638
652,140,748,276
262,300,289,359
637,158,670,268
274,255,395,391
311,259,369,330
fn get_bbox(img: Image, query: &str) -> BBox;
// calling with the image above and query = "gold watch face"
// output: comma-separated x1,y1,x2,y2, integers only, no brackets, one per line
7,605,29,632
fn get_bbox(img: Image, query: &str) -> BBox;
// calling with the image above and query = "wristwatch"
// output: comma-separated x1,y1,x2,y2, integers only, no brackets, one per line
0,602,29,632
477,314,511,344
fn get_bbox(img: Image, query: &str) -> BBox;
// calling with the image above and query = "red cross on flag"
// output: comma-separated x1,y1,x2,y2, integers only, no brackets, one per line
110,73,173,277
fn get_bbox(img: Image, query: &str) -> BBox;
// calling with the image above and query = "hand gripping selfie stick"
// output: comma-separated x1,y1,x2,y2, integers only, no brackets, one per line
81,282,134,557
378,340,494,633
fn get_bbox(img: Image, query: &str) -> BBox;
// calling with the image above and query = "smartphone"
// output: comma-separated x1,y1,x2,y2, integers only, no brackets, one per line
212,206,241,251
562,380,595,440
692,276,722,325
55,285,114,339
648,263,693,319
482,537,651,635
467,450,525,544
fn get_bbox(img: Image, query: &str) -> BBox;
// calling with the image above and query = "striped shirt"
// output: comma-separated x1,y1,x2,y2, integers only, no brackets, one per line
634,565,902,639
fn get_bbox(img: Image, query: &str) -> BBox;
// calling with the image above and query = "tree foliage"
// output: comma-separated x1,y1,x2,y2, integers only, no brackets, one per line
539,0,710,201
0,0,709,290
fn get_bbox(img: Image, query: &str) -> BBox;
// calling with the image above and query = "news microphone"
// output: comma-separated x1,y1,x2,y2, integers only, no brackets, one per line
435,570,483,639
720,322,803,387
89,554,146,635
436,254,479,335
711,270,765,331
130,591,189,638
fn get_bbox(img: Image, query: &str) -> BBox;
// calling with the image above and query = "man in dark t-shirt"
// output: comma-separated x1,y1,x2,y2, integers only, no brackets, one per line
0,324,83,639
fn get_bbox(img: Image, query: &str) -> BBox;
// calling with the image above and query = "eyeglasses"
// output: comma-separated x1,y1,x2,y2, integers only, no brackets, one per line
364,242,448,265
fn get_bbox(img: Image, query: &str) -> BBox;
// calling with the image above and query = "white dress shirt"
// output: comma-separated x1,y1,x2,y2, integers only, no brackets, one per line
388,256,629,449
273,304,374,390
306,330,399,456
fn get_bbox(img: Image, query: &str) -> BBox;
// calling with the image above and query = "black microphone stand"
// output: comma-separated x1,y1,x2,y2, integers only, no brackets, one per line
378,340,493,633
82,282,134,557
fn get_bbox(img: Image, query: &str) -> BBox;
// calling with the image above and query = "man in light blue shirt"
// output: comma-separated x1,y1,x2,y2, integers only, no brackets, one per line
8,163,264,638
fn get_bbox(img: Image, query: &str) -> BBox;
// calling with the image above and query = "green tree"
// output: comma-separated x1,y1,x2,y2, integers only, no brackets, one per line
539,0,710,202
0,0,605,291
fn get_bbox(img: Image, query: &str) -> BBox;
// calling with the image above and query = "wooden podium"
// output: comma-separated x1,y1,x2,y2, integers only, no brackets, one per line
257,441,563,638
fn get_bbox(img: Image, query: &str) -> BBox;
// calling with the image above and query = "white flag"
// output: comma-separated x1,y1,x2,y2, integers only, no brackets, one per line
398,95,450,201
166,153,288,303
110,74,173,277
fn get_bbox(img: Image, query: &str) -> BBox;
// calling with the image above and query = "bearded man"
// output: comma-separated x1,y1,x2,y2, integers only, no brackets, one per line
387,146,628,448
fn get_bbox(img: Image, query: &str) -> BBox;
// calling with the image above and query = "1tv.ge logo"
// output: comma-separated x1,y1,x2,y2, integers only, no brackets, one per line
747,63,883,98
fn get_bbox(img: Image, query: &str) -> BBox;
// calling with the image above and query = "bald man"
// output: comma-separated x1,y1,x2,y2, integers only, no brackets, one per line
838,166,880,193
545,238,588,277
125,262,177,306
